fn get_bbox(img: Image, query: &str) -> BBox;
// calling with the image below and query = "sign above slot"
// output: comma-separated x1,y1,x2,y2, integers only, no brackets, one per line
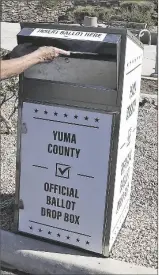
30,28,107,42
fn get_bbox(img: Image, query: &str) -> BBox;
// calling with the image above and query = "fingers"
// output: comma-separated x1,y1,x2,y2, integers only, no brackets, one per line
54,47,70,56
37,46,70,62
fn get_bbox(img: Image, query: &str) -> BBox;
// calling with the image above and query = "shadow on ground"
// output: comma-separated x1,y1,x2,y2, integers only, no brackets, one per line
0,193,16,231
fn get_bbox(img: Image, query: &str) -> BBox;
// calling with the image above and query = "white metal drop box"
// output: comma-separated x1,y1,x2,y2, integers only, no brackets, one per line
14,23,144,256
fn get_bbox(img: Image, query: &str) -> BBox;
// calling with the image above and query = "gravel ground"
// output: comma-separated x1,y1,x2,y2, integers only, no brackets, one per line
141,79,158,95
1,0,72,23
0,49,158,269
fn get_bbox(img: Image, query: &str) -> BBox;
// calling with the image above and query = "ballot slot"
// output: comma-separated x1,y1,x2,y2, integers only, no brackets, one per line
17,27,121,57
18,28,121,90
17,35,118,57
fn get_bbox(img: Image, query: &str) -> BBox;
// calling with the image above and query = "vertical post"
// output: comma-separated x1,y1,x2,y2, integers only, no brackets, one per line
155,41,158,74
84,16,98,27
151,39,158,78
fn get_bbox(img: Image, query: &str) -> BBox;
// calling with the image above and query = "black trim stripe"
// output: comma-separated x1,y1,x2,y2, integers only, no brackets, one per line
77,174,94,179
33,117,99,129
126,63,142,75
32,165,48,169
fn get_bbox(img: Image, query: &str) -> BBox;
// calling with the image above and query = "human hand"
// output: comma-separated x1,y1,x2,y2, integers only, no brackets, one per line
34,46,70,62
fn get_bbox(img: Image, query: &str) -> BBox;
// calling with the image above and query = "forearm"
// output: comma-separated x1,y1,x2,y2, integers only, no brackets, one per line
0,52,41,80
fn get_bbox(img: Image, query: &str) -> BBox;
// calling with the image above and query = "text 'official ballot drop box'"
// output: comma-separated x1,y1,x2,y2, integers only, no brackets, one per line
14,23,144,256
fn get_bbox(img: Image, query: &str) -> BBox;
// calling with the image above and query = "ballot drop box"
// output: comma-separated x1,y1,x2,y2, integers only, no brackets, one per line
14,24,144,256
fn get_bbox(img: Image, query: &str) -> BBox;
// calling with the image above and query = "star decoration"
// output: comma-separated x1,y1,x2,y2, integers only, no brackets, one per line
86,241,90,245
39,228,42,232
84,116,88,121
64,113,68,118
44,110,48,115
34,109,38,113
54,112,58,116
95,118,99,122
29,226,33,230
66,236,70,240
57,233,60,237
76,238,80,242
48,231,52,235
74,115,78,119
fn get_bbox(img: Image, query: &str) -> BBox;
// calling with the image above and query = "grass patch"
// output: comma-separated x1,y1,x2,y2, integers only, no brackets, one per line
72,2,156,26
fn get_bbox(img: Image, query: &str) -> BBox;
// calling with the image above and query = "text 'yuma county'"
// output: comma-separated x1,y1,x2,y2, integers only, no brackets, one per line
48,131,81,158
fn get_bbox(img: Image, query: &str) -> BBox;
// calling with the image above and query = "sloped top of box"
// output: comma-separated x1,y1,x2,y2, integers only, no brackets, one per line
18,27,121,43
17,27,121,55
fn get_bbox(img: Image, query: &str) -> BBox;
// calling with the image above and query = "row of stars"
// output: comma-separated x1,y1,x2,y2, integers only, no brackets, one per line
29,226,90,244
34,109,99,122
126,55,142,68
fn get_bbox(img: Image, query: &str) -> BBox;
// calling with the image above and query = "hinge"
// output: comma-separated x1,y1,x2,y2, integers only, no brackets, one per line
21,122,27,134
14,199,24,210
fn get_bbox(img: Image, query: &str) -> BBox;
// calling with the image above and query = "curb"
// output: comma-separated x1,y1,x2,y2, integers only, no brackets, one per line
142,76,158,81
140,93,158,100
1,230,157,275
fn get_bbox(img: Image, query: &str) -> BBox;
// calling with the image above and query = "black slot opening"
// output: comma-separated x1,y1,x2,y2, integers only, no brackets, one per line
17,35,118,60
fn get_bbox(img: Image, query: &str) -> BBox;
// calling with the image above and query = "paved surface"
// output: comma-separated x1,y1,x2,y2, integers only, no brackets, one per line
1,22,20,51
142,45,157,76
1,269,30,275
0,22,157,76
1,230,157,275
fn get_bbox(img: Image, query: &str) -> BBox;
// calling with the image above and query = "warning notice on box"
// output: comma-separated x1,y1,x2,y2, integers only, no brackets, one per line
18,102,112,253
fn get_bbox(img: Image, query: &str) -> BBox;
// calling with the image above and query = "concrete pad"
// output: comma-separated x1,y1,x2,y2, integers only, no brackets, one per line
1,230,157,275
140,93,158,100
1,22,20,50
142,76,158,81
142,45,156,76
150,73,158,78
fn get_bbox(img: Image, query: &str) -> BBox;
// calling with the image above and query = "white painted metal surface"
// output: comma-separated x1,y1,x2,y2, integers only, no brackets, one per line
109,37,143,251
19,102,113,253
